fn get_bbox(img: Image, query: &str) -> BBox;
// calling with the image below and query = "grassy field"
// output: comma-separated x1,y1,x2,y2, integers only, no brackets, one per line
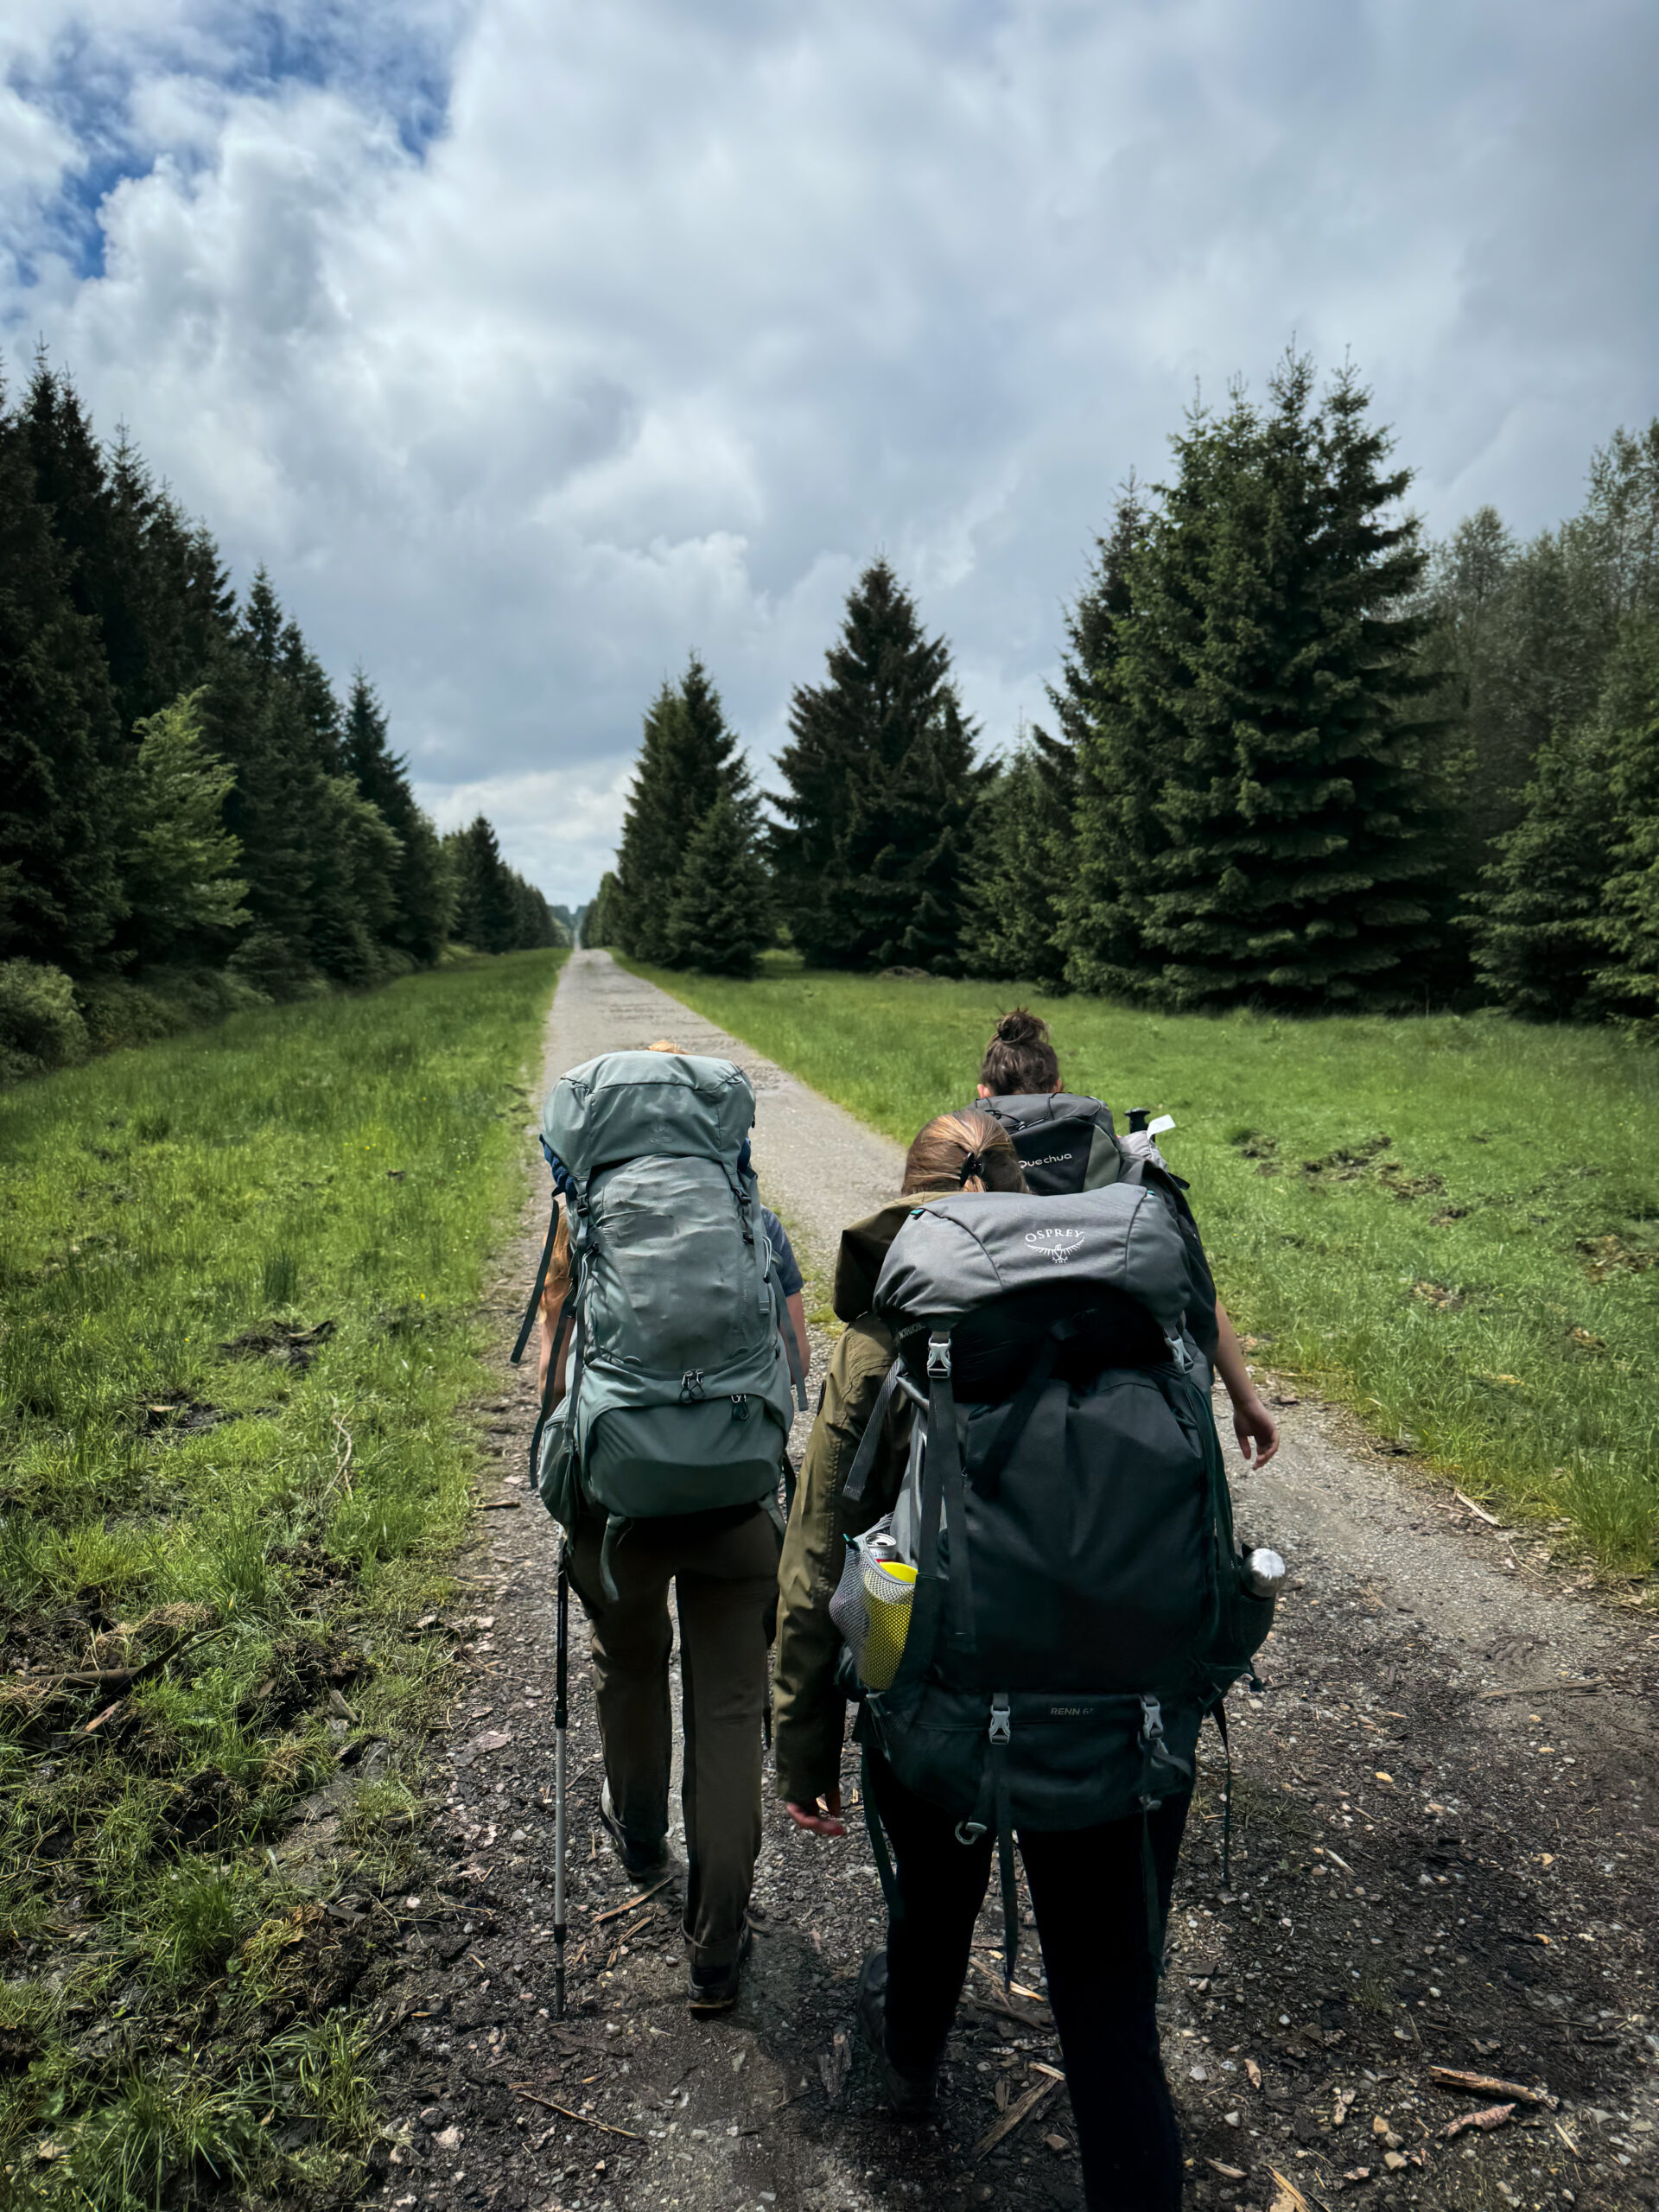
0,950,558,2208
625,957,1658,1579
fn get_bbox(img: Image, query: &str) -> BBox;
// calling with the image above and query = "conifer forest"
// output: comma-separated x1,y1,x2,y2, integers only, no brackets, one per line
0,359,564,1087
598,357,1659,1024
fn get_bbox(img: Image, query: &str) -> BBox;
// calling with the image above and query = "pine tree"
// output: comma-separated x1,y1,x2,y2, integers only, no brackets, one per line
613,658,753,964
0,378,125,969
613,683,687,962
1471,720,1618,1019
1065,358,1451,1008
666,787,774,976
849,690,986,970
121,690,249,959
341,671,451,963
506,872,562,949
448,817,519,953
969,741,1070,985
583,874,621,947
1594,620,1659,1027
772,559,982,969
968,484,1148,988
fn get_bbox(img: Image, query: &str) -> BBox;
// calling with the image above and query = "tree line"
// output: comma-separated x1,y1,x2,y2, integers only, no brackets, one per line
0,357,562,1083
595,354,1658,1028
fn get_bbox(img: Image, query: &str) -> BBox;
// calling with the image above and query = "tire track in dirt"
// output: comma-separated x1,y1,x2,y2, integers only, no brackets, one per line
359,951,1657,2212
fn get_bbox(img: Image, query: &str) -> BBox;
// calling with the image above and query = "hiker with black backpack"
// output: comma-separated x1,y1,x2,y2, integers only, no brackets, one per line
973,1007,1279,1475
772,1105,1281,2209
514,1044,808,2015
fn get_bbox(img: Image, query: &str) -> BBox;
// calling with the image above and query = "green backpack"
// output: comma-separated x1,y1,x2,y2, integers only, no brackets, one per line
512,1052,803,1588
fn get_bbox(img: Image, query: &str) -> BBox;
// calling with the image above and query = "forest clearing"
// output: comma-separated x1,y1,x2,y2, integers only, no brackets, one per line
2,950,1653,2212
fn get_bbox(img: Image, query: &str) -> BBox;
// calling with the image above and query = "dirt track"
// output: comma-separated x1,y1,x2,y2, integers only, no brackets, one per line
359,950,1658,2212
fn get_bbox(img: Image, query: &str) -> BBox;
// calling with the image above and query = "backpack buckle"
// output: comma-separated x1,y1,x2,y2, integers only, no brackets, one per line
1139,1693,1165,1744
926,1333,952,1378
988,1693,1011,1745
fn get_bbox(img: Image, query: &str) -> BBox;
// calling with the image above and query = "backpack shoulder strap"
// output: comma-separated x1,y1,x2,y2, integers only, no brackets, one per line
512,1200,563,1365
841,1359,904,1509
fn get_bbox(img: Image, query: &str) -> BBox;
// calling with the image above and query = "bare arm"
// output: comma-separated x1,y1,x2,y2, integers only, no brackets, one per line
785,1290,809,1376
1212,1300,1279,1468
537,1309,573,1406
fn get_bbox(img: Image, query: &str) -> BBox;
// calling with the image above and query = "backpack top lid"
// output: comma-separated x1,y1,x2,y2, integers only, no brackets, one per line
872,1183,1192,1341
974,1090,1115,1139
543,1050,754,1180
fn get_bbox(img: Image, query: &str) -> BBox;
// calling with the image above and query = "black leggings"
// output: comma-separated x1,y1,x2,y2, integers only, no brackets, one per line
868,1753,1190,2212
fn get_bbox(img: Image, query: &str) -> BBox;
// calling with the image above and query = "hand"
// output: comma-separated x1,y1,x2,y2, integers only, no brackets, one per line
1231,1393,1279,1469
785,1788,846,1837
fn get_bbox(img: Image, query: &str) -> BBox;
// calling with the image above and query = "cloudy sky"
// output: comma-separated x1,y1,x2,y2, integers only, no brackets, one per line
3,0,1656,906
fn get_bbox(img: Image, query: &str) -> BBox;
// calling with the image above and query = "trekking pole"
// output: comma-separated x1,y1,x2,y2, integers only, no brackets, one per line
553,1536,569,2020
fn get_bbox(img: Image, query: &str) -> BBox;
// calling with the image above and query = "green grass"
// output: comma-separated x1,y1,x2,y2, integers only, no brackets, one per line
624,957,1659,1577
0,950,560,2208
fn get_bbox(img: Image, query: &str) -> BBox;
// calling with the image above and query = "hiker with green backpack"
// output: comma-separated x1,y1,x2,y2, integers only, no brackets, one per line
772,1102,1281,2209
515,1043,807,2014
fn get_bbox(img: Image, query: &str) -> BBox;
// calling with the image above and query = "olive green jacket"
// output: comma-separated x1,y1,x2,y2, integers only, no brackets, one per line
772,1195,939,1807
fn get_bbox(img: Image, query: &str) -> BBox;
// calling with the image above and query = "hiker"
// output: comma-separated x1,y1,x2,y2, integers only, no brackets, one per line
527,1042,806,2013
973,1006,1278,1470
772,1106,1278,2209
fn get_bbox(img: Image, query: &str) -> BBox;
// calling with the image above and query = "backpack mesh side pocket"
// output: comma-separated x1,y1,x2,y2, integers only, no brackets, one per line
830,1529,918,1692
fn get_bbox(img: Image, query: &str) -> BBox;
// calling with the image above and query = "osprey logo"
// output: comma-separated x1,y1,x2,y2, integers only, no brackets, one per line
1025,1226,1086,1266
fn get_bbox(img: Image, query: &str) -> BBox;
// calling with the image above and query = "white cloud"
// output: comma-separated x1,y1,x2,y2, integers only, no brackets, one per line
3,0,1656,906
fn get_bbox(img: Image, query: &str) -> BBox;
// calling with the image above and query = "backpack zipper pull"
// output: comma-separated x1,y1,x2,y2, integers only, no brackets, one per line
729,1394,752,1422
679,1370,706,1403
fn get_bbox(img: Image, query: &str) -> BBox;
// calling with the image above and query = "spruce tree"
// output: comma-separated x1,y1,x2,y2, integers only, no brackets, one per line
1065,358,1451,1008
0,380,125,969
1593,621,1659,1027
772,559,982,969
613,683,687,962
583,874,621,947
969,484,1148,988
342,671,451,963
970,742,1070,985
122,691,249,960
666,787,774,976
613,657,753,964
448,817,518,953
849,690,986,970
1470,720,1618,1019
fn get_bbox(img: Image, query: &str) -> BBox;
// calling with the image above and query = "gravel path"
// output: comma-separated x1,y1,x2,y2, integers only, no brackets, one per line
364,952,1658,2212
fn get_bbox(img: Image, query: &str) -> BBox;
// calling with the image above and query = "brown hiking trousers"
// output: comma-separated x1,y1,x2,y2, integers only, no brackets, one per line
568,1505,781,1970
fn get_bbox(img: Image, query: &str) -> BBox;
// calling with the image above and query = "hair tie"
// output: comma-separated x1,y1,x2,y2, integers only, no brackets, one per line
957,1149,985,1187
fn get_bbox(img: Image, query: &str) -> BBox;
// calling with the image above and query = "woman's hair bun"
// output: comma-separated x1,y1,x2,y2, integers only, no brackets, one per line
995,1007,1049,1046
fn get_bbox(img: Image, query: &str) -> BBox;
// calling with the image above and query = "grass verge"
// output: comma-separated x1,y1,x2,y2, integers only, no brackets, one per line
624,957,1658,1578
0,949,560,2208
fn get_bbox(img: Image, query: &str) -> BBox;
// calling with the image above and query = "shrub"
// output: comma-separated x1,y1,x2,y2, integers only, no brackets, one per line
0,958,89,1084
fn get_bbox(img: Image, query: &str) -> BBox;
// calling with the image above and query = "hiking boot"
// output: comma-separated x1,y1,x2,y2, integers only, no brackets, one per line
599,1781,673,1880
687,1923,753,2016
856,1950,938,2120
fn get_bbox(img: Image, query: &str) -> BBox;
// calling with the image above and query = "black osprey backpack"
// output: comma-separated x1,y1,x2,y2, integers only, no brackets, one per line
835,1183,1274,1979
